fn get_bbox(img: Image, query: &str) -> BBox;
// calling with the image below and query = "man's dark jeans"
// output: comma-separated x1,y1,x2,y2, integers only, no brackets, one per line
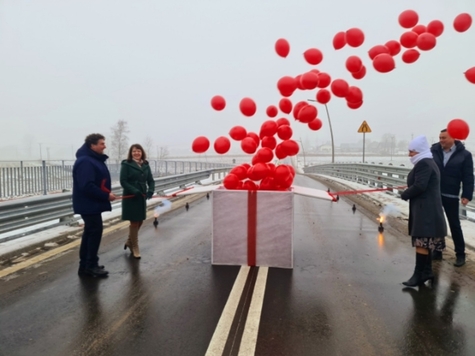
79,214,104,269
442,196,465,257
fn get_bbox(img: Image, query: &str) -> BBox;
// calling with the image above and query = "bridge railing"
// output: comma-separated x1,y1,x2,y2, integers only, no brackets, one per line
0,160,229,199
304,163,475,220
0,168,230,242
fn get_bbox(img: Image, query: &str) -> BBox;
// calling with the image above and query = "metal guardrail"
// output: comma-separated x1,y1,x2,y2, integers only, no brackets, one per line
0,169,230,241
303,163,475,220
0,160,230,199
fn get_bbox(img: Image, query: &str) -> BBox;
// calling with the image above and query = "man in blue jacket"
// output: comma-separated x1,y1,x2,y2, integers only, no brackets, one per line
431,129,474,267
73,133,117,277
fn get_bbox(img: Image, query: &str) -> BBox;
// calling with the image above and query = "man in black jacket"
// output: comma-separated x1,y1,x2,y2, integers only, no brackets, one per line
431,129,474,267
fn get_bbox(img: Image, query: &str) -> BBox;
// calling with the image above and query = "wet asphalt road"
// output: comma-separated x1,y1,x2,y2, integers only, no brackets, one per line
1,175,475,356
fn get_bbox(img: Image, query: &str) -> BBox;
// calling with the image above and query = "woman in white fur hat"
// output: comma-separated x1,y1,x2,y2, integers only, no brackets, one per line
400,135,447,287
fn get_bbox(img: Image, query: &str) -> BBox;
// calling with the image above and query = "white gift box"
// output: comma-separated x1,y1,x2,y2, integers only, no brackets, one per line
212,188,294,269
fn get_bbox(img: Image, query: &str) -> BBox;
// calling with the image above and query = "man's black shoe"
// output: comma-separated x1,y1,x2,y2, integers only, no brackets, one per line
432,251,443,260
79,267,109,277
454,256,466,267
78,265,107,276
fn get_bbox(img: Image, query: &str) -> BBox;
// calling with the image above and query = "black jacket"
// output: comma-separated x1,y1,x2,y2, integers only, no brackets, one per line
72,144,112,215
431,141,474,200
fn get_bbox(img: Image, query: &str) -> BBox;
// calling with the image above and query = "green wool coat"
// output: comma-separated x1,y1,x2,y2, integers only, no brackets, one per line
120,160,155,221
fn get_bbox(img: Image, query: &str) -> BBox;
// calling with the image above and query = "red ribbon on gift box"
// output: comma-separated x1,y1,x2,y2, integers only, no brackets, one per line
247,190,257,266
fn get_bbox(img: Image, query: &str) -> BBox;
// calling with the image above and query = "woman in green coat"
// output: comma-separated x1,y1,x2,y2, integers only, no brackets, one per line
120,144,155,259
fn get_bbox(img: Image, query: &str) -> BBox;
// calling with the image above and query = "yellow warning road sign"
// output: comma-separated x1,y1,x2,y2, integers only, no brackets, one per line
357,120,372,133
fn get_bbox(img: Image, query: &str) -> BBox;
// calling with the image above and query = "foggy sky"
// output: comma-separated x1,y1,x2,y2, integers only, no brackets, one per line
0,0,474,159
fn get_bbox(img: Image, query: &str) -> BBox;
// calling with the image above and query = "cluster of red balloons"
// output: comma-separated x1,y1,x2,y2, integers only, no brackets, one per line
223,163,296,191
195,9,474,191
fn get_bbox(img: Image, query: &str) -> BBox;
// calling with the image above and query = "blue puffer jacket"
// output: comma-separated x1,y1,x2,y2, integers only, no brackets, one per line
72,144,112,215
431,141,474,200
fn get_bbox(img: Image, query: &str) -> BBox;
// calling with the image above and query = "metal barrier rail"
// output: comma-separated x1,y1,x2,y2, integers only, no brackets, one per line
0,160,230,199
0,169,230,239
303,163,475,220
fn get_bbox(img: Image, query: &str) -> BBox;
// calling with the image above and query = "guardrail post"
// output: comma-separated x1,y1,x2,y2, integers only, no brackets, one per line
42,160,48,195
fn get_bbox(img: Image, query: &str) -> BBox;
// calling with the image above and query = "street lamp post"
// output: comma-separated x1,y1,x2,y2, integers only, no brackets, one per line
307,100,335,163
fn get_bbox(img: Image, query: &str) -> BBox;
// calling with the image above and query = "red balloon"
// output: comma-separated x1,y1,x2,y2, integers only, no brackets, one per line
372,54,395,73
287,165,295,177
294,75,305,90
345,55,363,73
275,144,287,160
346,86,363,103
229,126,247,141
260,120,278,138
303,48,323,65
242,180,258,190
277,76,297,97
301,72,320,90
247,132,260,145
277,125,293,140
229,166,247,180
239,97,257,117
333,31,346,50
317,72,331,88
464,67,475,84
368,45,390,60
211,95,226,111
292,101,308,120
447,119,470,140
259,177,276,191
256,148,274,163
347,101,363,109
252,163,270,180
276,117,291,127
316,89,331,104
298,105,317,123
330,79,349,97
274,165,292,185
401,49,420,64
454,13,472,33
214,136,231,154
261,136,277,150
385,40,401,56
308,118,323,131
427,20,444,37
223,174,240,190
281,140,299,156
279,98,292,114
399,10,419,29
241,137,258,154
267,163,276,177
412,24,427,35
192,136,210,154
345,28,365,47
400,31,419,48
266,105,278,118
417,33,436,51
351,66,366,80
275,38,290,58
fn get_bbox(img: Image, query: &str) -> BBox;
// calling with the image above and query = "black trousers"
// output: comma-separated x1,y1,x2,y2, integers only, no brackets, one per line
79,214,104,269
442,196,465,257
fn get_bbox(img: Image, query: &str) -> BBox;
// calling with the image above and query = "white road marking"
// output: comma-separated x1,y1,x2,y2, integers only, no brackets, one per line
205,266,250,356
238,267,268,356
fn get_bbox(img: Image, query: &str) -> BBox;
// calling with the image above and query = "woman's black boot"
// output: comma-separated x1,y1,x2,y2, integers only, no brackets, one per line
421,251,434,284
403,253,428,287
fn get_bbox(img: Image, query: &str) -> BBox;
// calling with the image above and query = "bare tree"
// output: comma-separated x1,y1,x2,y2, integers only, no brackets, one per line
110,120,130,162
143,136,154,157
156,145,170,160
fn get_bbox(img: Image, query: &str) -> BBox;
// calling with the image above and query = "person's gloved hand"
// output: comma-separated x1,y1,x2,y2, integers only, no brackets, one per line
146,191,154,200
134,190,143,198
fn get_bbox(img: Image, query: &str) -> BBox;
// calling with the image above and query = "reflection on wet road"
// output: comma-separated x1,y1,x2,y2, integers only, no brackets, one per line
1,175,475,355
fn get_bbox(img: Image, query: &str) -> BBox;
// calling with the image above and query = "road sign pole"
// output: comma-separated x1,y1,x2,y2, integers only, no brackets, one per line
363,132,365,163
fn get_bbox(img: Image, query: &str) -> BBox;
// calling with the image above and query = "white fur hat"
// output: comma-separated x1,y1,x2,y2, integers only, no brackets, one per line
408,135,430,153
